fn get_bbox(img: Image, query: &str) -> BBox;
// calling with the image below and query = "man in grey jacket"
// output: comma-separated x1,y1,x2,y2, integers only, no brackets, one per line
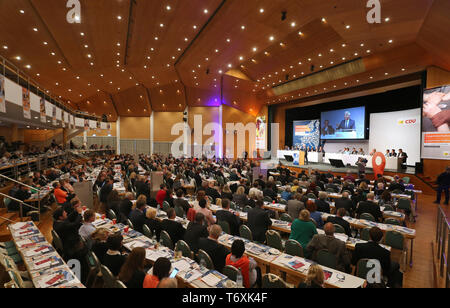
307,223,351,273
286,193,304,220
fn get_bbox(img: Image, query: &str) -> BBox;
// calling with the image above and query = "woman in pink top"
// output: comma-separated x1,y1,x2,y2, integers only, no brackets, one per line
196,198,216,226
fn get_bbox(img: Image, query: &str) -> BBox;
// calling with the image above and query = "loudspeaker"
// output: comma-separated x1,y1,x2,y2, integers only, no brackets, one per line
415,162,423,174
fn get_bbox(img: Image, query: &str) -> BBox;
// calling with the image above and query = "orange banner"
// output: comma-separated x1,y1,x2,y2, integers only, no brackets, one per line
424,133,450,144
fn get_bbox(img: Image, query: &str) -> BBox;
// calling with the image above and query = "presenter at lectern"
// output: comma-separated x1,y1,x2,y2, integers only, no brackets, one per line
337,111,356,130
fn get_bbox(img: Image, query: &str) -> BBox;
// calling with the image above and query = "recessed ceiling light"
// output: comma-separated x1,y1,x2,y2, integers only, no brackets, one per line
342,43,346,47
166,5,171,10
43,42,48,45
80,32,84,36
203,9,208,14
252,47,257,52
346,25,351,29
2,45,7,49
117,16,122,20
321,18,326,23
401,68,406,71
154,37,158,40
15,56,21,60
193,25,197,29
259,8,264,13
33,28,38,32
19,10,25,14
226,38,231,43
269,36,274,41
388,39,393,43
385,17,390,22
241,25,246,30
160,23,164,27
25,64,31,69
291,22,296,27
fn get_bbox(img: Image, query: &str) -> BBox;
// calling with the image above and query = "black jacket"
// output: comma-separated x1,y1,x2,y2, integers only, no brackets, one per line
119,199,133,222
315,199,330,213
352,241,391,275
326,216,352,237
173,198,191,214
184,222,209,253
129,209,146,233
146,218,162,241
335,197,354,214
100,183,113,203
356,201,383,222
215,210,241,236
197,238,229,273
247,207,272,243
161,219,186,246
206,187,221,204
53,211,82,250
103,253,126,276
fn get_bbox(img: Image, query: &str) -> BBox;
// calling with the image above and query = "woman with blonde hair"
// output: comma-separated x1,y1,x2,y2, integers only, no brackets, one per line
289,209,317,257
221,184,233,201
233,186,248,208
145,207,162,241
298,264,325,288
91,228,111,264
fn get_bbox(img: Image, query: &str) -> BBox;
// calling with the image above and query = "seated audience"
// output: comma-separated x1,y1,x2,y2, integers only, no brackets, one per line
161,208,186,245
198,225,229,273
289,209,318,256
119,247,146,288
215,198,241,235
298,264,325,288
327,208,352,237
143,257,172,288
226,239,261,288
247,199,272,243
102,234,126,277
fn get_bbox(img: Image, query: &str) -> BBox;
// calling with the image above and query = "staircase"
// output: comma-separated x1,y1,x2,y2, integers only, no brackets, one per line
0,208,32,242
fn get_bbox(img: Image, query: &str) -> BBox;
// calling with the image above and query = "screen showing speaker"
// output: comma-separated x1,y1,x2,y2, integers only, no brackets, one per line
320,106,366,140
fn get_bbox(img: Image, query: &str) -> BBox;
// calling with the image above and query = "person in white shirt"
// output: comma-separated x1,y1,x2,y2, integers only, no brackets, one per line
78,210,96,247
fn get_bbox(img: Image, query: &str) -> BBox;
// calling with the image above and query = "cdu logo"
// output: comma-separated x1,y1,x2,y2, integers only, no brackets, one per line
66,0,81,24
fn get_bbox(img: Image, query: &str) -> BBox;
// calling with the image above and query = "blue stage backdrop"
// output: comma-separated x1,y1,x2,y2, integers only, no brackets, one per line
292,120,320,149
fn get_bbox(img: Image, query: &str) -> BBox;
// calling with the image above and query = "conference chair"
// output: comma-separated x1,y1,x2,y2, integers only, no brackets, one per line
142,224,153,239
384,218,401,226
243,205,252,213
263,196,273,203
126,219,134,230
230,202,237,210
333,224,346,234
279,199,288,205
239,225,253,242
0,241,18,257
107,209,117,221
162,201,171,213
384,231,407,268
262,273,287,288
391,189,403,195
222,265,239,282
160,230,174,250
280,213,293,223
306,193,317,200
284,239,304,257
397,198,411,212
175,206,185,218
317,249,338,270
0,253,30,281
326,188,336,194
383,205,395,212
85,251,101,288
7,270,33,288
355,258,372,279
100,265,117,288
265,230,283,251
114,280,127,288
402,177,410,184
197,249,214,270
360,228,371,241
360,213,376,222
51,229,65,258
175,240,193,259
217,220,231,235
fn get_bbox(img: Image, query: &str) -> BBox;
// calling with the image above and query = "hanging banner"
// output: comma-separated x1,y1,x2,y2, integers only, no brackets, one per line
22,88,31,119
0,75,5,113
107,123,111,130
84,119,89,131
40,97,46,123
61,111,65,128
256,116,266,150
52,106,57,125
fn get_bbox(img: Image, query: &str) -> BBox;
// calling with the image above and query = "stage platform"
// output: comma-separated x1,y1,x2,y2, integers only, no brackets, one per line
261,159,417,176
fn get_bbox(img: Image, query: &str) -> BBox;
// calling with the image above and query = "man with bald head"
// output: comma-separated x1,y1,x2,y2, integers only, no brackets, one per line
334,191,354,215
197,225,229,272
306,223,351,273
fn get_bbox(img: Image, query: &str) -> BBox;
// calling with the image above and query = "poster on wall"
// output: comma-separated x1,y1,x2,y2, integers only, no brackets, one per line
84,119,89,131
107,123,111,130
61,111,65,128
422,85,450,159
22,88,31,119
40,97,46,123
52,106,57,126
256,116,266,149
0,75,5,113
293,120,320,149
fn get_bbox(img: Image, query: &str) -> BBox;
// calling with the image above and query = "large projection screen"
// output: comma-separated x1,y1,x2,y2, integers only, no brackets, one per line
370,108,421,166
321,106,366,140
422,85,450,159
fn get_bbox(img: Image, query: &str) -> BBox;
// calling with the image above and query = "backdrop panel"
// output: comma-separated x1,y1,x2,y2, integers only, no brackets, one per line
292,120,320,149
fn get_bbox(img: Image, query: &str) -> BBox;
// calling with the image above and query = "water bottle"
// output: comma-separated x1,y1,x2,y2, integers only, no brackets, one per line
199,258,207,271
236,269,243,287
152,234,157,245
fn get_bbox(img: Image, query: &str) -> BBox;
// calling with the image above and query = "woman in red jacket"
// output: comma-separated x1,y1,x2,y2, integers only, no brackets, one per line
225,239,261,288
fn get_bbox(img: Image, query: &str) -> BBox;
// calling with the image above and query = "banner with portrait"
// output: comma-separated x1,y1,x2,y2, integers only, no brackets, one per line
52,106,57,126
84,119,89,131
422,85,450,159
40,97,46,123
292,120,320,150
22,88,31,119
0,75,5,113
61,111,65,128
256,116,266,150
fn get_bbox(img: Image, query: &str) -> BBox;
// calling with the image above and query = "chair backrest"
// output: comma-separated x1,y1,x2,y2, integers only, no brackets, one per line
326,188,336,193
230,201,237,210
175,206,185,218
284,239,304,257
391,189,403,194
384,218,401,226
0,254,17,271
383,205,395,212
217,220,231,235
262,273,287,288
360,228,371,241
162,201,171,213
239,225,253,241
175,240,193,259
316,249,337,270
197,249,214,270
86,250,101,271
51,230,64,256
263,196,272,203
107,209,117,220
207,195,214,203
265,230,283,251
142,224,153,239
360,212,375,222
280,213,293,223
243,206,252,213
384,231,404,250
114,280,127,288
402,177,410,184
306,193,317,200
126,219,134,229
333,224,346,234
356,258,372,279
279,199,288,205
160,230,174,249
101,265,117,288
8,270,25,288
222,265,239,282
397,198,411,211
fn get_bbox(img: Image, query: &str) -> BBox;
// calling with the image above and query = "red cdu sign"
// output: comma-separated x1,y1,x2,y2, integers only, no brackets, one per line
372,152,386,178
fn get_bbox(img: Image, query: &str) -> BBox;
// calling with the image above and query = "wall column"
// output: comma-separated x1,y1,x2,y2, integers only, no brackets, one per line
218,105,223,159
11,124,18,142
116,116,121,155
150,113,154,155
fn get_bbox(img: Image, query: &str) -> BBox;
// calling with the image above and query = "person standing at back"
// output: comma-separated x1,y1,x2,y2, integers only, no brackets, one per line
434,167,450,205
247,200,272,243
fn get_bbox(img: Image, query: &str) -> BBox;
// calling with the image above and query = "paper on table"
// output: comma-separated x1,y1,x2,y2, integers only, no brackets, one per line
172,259,192,272
201,273,221,287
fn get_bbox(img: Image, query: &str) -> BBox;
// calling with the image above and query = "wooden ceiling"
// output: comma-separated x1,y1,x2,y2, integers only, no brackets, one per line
0,0,448,120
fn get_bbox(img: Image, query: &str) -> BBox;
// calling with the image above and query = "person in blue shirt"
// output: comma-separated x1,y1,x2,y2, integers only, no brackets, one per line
280,185,292,201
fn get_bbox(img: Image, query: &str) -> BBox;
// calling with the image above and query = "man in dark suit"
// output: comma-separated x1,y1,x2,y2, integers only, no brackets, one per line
398,149,408,169
315,192,331,213
197,224,229,272
184,213,209,253
99,176,113,204
173,189,191,214
135,176,151,200
161,208,185,245
321,120,335,136
206,182,221,204
325,177,339,193
247,200,272,243
326,208,352,237
129,198,147,233
334,191,354,215
215,198,241,235
337,111,356,130
356,193,383,222
352,227,402,288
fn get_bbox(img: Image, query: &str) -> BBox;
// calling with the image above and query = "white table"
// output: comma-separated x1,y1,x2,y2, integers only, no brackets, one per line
277,150,323,163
